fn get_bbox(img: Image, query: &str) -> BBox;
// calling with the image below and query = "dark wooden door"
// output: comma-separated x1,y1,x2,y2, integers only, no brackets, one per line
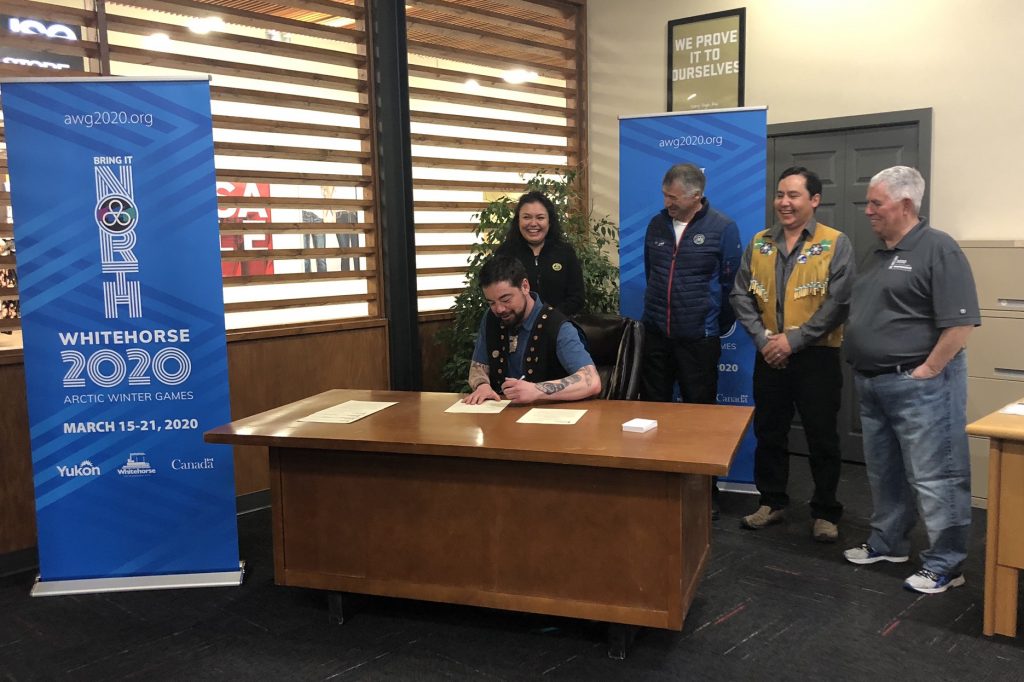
768,123,919,462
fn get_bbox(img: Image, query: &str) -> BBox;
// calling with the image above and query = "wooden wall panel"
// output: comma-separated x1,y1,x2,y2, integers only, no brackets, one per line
419,312,455,392
0,362,35,555
227,323,390,495
0,323,390,556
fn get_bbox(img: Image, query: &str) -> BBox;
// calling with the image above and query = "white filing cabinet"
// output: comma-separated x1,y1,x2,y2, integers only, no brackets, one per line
962,241,1024,507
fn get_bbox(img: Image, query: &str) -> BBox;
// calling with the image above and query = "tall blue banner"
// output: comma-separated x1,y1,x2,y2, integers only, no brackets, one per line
619,108,766,483
2,78,240,590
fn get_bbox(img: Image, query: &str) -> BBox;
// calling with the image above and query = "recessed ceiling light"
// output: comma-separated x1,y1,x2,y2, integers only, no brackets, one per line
187,16,225,34
322,17,356,28
143,33,171,49
502,69,537,84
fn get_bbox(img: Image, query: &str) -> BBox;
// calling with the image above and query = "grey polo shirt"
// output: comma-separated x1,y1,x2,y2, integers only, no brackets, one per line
730,219,854,353
844,219,980,373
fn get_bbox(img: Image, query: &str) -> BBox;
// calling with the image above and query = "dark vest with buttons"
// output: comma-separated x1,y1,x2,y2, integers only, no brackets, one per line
485,304,571,391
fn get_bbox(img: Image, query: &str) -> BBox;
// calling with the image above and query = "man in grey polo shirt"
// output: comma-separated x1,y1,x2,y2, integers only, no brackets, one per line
843,166,980,594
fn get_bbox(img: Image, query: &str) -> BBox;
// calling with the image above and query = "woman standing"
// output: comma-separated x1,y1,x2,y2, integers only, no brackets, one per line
495,191,585,315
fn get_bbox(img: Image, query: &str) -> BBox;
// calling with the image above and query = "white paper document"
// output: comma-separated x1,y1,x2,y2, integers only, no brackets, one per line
445,399,511,414
998,402,1024,416
516,408,587,425
298,400,398,424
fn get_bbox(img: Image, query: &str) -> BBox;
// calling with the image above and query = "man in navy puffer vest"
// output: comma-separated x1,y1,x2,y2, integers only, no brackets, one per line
641,164,742,515
641,163,742,403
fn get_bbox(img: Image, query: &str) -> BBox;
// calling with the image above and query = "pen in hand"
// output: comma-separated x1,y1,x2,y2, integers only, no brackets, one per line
500,375,527,399
498,375,525,397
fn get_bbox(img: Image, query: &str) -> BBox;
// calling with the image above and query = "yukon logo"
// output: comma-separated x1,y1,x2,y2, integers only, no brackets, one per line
56,460,101,477
117,452,156,476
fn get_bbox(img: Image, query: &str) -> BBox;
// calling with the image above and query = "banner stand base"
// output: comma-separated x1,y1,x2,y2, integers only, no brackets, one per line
717,481,758,495
30,560,245,597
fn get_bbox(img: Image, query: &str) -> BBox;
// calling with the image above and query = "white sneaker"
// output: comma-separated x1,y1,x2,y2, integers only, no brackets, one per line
903,569,966,594
843,543,909,565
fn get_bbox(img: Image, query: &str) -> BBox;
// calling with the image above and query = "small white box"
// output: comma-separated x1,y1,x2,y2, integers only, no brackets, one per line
622,418,657,433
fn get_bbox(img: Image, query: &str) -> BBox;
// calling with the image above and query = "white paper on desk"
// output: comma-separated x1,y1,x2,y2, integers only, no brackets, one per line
998,402,1024,416
517,408,586,425
445,399,511,414
298,400,398,424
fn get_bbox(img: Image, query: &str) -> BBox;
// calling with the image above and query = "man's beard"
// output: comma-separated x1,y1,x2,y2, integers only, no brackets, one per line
502,307,525,328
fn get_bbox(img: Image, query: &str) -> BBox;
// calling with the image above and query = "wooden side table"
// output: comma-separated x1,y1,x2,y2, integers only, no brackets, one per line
967,407,1024,637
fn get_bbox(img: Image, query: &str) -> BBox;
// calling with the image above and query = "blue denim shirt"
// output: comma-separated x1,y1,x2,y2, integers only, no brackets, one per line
472,293,593,377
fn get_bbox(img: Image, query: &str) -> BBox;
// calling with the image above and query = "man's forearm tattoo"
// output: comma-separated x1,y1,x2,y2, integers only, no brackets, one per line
536,369,584,395
468,361,489,389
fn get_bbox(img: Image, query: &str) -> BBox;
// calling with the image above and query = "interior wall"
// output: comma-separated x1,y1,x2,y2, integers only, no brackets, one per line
587,0,1024,241
0,361,34,555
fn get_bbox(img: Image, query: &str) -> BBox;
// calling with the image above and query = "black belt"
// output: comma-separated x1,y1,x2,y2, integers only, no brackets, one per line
856,359,927,378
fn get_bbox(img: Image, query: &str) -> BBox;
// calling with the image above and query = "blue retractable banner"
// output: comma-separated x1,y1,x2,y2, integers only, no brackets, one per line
2,78,240,590
619,107,766,483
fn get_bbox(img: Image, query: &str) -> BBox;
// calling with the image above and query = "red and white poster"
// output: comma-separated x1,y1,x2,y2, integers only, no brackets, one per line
217,182,274,277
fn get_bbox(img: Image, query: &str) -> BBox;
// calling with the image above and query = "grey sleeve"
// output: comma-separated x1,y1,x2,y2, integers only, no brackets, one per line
785,232,855,353
931,247,982,328
730,241,770,349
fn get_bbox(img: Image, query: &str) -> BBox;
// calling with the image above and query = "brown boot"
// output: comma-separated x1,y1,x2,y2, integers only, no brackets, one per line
812,519,839,543
741,505,785,529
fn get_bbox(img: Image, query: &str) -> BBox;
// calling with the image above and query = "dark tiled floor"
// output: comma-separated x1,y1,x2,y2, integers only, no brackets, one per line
1,461,1023,681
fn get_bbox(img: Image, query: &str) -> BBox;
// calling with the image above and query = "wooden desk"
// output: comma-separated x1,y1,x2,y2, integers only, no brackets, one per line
206,390,752,633
968,406,1024,637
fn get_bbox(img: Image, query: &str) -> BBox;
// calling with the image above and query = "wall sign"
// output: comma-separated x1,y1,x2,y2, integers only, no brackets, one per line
667,8,745,111
1,15,84,72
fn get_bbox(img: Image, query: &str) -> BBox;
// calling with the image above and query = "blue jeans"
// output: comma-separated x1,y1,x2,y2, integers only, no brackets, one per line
854,351,971,575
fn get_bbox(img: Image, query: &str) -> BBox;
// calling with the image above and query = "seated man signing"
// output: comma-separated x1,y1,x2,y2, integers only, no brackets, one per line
464,255,601,405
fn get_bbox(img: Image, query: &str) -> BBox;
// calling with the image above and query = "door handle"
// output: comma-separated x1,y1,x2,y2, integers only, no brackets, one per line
997,298,1024,310
994,367,1024,379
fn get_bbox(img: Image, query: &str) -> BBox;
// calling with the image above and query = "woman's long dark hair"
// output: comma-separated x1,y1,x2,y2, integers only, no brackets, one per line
499,191,565,249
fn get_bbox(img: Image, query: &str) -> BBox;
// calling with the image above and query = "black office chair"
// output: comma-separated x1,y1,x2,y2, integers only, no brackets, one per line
572,313,645,400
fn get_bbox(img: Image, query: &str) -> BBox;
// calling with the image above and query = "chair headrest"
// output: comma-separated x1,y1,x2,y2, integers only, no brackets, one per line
572,313,627,366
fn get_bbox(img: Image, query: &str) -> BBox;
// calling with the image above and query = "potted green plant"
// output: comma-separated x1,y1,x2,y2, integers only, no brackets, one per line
437,171,620,391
